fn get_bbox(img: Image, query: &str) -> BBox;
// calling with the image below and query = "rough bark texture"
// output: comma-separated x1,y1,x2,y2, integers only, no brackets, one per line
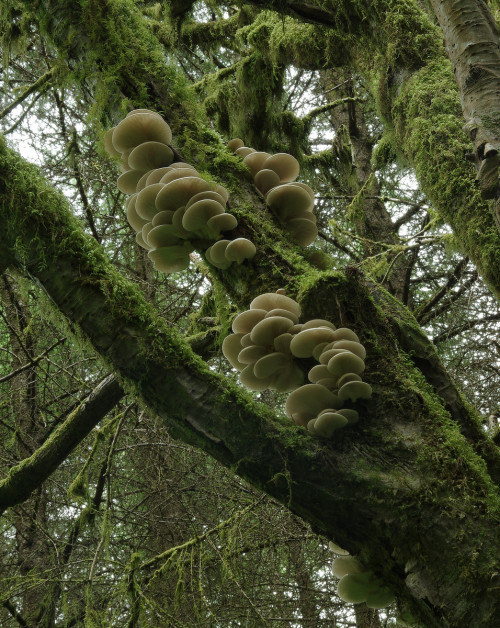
1,131,500,627
429,0,500,198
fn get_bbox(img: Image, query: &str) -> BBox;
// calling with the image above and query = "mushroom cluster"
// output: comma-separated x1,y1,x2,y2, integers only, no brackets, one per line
227,139,318,247
104,110,256,272
222,290,372,436
332,556,395,609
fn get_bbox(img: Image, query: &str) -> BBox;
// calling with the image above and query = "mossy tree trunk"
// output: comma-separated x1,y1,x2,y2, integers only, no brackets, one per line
1,129,500,626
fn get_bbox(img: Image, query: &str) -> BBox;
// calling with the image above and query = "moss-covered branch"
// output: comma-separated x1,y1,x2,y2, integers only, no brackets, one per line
2,135,500,625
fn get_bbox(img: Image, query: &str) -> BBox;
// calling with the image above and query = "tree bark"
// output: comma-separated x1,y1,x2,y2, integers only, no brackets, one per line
1,133,500,627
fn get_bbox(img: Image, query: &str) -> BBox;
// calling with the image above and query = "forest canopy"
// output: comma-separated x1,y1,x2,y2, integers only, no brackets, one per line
0,1,500,627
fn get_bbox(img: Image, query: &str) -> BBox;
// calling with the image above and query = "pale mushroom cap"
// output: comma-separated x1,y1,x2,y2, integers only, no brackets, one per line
336,408,359,425
273,332,294,354
327,352,365,376
232,308,267,334
254,168,281,195
312,342,330,361
209,239,231,264
126,108,163,118
238,345,268,364
222,333,245,370
126,195,149,232
215,184,230,203
148,246,191,273
147,224,184,248
182,199,225,235
285,384,340,419
151,210,175,227
314,412,348,438
250,293,301,318
308,364,333,384
332,556,366,578
235,146,255,158
337,372,363,388
307,418,318,435
128,141,174,171
253,352,289,379
328,541,350,556
365,587,396,609
266,184,312,217
286,217,318,247
239,364,272,391
319,348,350,365
224,238,256,264
272,363,304,392
227,138,244,152
145,167,175,186
338,381,372,402
160,168,199,185
205,246,231,269
117,169,143,195
262,153,300,182
332,340,366,360
292,412,312,427
290,328,336,358
141,222,155,246
331,328,360,343
302,319,336,331
250,316,295,346
337,574,370,604
265,308,299,325
206,213,238,236
136,170,153,192
112,112,172,153
240,333,253,348
135,183,165,220
156,176,212,212
103,127,121,157
136,230,151,250
185,190,226,209
243,151,271,176
292,181,315,204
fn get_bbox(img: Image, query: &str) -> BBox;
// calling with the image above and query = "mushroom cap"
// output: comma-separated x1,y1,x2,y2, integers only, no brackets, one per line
135,183,165,220
225,238,256,264
286,217,318,247
215,184,230,203
302,319,336,331
235,146,255,158
128,141,174,172
332,556,366,578
262,153,300,182
185,190,226,209
285,384,341,420
250,293,301,318
209,239,231,264
253,352,289,379
338,381,372,402
337,373,362,388
290,328,336,358
135,170,154,192
117,169,143,195
156,176,212,212
335,408,360,425
243,151,271,176
319,348,350,365
308,364,334,384
272,363,304,392
265,308,299,325
239,364,272,391
126,195,149,232
332,340,366,360
182,199,225,236
266,184,312,218
145,167,174,186
126,108,164,118
273,332,294,355
365,587,396,609
222,333,245,370
151,210,175,227
250,316,295,346
232,308,267,334
254,168,281,195
337,574,371,604
312,342,331,361
206,213,238,236
147,224,184,248
135,230,151,250
160,168,199,185
227,138,244,152
307,418,318,435
331,328,360,342
291,181,315,205
327,352,365,376
141,222,155,246
314,412,348,438
240,333,253,348
238,345,268,364
328,541,350,556
112,112,172,153
103,127,121,157
148,246,191,273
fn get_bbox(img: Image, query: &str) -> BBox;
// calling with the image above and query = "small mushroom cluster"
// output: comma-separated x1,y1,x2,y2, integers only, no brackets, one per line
332,555,395,610
227,139,318,247
222,290,372,437
104,109,255,272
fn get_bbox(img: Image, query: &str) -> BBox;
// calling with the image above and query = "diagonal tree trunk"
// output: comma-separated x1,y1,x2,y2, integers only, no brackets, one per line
1,129,500,626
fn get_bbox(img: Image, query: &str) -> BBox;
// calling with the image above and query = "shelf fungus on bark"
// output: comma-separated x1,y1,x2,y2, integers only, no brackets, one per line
222,291,371,430
104,110,256,273
332,556,395,609
228,139,318,247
